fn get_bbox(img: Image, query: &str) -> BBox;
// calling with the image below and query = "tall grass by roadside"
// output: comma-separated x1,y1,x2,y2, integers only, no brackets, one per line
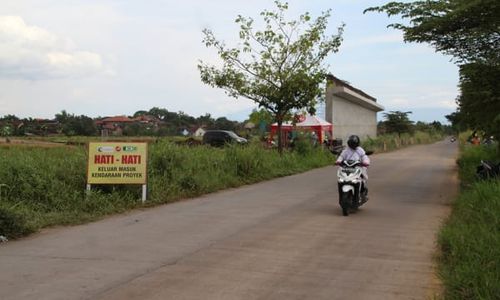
362,131,444,153
0,131,446,240
456,144,498,186
0,142,334,238
438,144,500,299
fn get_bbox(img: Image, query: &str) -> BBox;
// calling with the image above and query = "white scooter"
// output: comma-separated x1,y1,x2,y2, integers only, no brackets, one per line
337,160,368,216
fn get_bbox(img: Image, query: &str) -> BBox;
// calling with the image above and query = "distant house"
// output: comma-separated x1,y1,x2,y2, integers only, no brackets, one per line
134,115,162,126
134,114,163,133
95,116,134,136
193,127,206,137
325,74,384,142
30,118,60,135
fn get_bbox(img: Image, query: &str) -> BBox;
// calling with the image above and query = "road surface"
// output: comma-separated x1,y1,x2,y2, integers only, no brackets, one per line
0,140,458,300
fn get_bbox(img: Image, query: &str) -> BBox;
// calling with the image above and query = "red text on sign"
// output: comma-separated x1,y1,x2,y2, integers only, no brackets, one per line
94,155,115,164
121,155,141,164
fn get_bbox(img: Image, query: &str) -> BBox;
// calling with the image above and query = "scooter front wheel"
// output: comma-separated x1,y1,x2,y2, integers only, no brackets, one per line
340,193,351,216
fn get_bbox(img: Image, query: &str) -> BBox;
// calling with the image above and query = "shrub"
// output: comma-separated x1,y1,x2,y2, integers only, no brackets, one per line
0,205,34,238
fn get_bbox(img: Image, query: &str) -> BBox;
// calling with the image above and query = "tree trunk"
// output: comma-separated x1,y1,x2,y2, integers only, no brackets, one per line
277,119,283,155
496,133,500,159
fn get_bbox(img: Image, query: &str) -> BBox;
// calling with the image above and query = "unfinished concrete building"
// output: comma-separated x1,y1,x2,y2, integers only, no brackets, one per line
325,74,384,143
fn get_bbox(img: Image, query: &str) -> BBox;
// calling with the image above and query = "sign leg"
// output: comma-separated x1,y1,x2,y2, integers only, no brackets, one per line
85,184,91,198
142,185,147,203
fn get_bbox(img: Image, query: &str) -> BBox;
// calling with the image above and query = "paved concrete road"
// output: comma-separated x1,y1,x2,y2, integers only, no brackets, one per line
0,140,458,300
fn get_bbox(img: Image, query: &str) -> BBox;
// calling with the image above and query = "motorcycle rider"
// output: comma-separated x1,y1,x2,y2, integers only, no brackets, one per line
335,135,370,198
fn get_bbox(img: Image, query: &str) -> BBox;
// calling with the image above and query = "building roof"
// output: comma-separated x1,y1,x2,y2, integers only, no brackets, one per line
326,74,377,102
100,116,134,123
134,115,161,123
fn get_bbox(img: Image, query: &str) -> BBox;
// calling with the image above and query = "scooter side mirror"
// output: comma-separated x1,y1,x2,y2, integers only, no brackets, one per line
365,150,374,155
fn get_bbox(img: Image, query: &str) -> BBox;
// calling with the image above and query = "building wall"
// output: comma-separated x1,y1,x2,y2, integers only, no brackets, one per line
325,93,379,143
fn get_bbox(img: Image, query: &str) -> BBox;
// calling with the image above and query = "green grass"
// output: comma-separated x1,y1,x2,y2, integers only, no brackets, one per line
362,131,444,153
0,132,448,240
456,144,499,186
0,142,334,238
438,144,500,299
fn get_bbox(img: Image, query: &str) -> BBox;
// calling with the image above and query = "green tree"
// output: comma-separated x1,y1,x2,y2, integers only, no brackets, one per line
366,0,500,152
364,0,500,64
1,125,12,137
213,117,239,131
457,63,500,142
133,110,148,118
1,115,19,122
382,111,414,137
55,110,97,136
198,1,344,153
445,111,466,135
147,107,172,121
196,113,215,128
248,108,273,134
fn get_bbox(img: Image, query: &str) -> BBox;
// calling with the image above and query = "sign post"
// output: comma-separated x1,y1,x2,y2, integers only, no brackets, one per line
86,142,148,201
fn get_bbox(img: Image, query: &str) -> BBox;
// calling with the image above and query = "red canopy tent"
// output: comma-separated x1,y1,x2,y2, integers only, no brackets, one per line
270,115,333,144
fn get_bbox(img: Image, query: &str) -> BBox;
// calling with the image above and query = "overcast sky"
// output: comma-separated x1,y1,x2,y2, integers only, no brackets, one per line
0,0,458,123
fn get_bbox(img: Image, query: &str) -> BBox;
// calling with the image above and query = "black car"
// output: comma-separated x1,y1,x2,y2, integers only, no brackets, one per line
202,130,248,147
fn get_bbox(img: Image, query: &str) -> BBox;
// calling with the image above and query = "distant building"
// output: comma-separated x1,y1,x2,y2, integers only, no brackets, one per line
193,127,206,137
95,115,163,136
134,114,162,127
325,74,384,142
95,116,134,136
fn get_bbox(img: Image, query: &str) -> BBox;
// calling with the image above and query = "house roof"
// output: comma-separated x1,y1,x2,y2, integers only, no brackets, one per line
134,115,161,123
100,116,134,123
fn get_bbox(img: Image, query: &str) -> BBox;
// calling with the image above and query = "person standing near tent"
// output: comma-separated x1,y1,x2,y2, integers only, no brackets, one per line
311,131,318,147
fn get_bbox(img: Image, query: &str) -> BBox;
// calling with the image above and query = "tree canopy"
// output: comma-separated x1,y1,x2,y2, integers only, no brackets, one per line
366,0,500,149
365,0,500,64
381,111,414,137
456,63,500,139
198,0,344,152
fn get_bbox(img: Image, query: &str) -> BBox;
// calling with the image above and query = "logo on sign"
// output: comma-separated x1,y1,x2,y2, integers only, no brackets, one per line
123,146,138,152
98,146,114,152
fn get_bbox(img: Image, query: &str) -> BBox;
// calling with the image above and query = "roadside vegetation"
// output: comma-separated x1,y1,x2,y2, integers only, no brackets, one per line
363,131,444,153
437,141,499,299
0,141,334,239
0,129,445,240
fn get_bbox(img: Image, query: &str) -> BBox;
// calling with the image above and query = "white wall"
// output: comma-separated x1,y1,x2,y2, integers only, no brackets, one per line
325,88,381,143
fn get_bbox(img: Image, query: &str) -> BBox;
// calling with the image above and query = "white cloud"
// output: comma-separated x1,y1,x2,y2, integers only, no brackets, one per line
380,87,458,110
0,16,110,80
341,32,404,49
